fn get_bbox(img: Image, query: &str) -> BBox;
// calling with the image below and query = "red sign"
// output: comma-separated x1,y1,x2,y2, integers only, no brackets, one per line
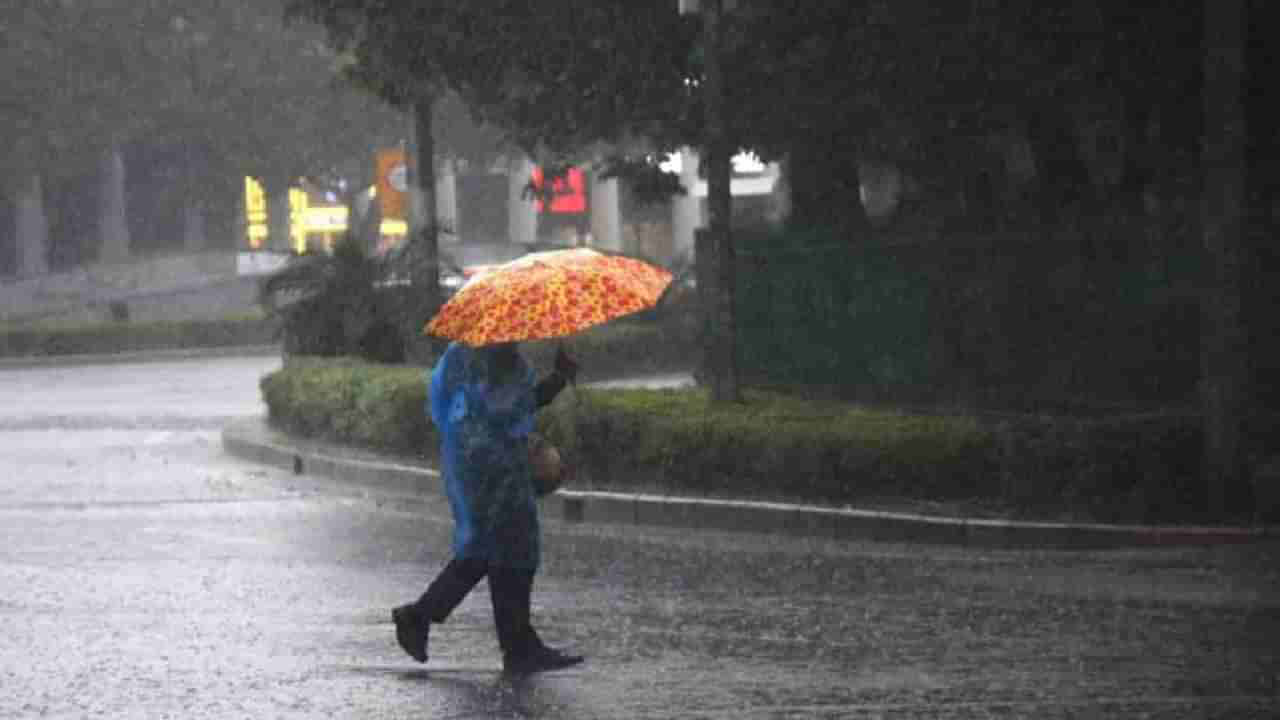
530,166,587,214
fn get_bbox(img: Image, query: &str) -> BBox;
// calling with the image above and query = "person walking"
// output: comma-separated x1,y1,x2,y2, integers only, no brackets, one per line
392,340,584,675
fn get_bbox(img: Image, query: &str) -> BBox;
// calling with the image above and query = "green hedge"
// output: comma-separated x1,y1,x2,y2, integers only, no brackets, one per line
0,315,279,358
262,318,700,458
260,358,1274,524
259,359,997,506
993,412,1276,524
541,387,997,505
262,358,434,457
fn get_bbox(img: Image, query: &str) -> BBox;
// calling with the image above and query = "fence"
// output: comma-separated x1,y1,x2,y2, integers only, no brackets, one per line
729,225,1204,413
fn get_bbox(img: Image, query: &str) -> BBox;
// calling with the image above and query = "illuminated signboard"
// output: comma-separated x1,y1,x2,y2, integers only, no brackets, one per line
530,166,587,214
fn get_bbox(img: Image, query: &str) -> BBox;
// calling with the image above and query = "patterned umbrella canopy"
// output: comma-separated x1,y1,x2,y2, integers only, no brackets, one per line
425,248,674,346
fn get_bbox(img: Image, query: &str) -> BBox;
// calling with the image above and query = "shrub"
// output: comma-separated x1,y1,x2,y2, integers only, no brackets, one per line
261,236,406,363
261,358,433,458
259,356,1272,524
0,315,278,358
539,387,996,504
260,359,1000,508
992,411,1280,523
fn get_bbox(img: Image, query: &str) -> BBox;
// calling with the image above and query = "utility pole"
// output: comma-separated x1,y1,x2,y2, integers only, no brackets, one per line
684,0,741,402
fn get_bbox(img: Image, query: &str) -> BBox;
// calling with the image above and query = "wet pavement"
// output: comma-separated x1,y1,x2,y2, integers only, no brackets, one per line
2,355,1278,718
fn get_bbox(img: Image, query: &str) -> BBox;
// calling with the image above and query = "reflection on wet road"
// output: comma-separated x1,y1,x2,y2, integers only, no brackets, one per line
1,356,1277,718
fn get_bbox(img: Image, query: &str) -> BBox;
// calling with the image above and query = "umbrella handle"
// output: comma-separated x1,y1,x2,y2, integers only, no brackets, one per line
554,340,579,388
554,340,581,411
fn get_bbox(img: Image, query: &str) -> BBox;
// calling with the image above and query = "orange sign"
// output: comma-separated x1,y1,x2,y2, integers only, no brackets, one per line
376,149,408,220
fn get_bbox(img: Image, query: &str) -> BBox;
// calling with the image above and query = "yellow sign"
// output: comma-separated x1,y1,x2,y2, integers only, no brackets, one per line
289,188,309,253
305,206,349,233
243,175,408,253
244,177,267,248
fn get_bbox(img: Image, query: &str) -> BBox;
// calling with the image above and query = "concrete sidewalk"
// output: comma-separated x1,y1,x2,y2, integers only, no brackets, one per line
221,416,1280,550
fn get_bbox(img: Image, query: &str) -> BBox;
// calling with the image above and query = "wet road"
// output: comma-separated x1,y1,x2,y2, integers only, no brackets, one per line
1,355,1278,719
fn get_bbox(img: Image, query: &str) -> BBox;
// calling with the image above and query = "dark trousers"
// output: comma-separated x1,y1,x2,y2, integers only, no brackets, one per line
417,557,541,659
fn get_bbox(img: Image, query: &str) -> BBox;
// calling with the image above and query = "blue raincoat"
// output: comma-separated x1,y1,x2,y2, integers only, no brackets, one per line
428,342,541,570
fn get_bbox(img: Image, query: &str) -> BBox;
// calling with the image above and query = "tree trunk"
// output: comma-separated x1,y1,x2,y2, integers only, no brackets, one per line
436,155,458,242
1026,104,1093,227
702,0,740,402
266,181,293,254
507,153,538,246
346,187,381,256
181,143,207,253
407,97,441,364
15,174,50,277
1200,0,1249,512
182,200,207,254
98,145,131,264
784,135,869,233
589,169,623,252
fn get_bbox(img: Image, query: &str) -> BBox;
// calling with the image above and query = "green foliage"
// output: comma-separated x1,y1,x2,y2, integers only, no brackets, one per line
261,359,432,455
261,236,405,362
288,1,696,154
173,0,405,189
286,0,697,203
540,387,996,504
0,1,404,199
259,314,698,454
0,316,278,358
287,0,1215,231
987,412,1260,523
1,0,167,184
258,357,997,505
260,355,1264,523
596,157,689,207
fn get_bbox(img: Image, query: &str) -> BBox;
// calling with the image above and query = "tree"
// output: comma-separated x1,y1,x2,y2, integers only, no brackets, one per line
261,234,404,361
1,0,155,270
285,1,696,184
155,1,405,253
1,0,407,273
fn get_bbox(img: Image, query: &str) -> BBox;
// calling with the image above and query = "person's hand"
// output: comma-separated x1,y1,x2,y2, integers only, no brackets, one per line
553,344,580,384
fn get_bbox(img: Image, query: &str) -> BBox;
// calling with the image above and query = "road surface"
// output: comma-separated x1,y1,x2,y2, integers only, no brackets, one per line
1,355,1277,718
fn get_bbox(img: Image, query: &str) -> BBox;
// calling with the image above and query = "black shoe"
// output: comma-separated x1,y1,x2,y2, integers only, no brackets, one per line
392,604,429,663
503,645,584,676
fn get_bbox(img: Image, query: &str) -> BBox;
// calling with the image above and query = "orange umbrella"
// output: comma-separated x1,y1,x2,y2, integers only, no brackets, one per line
425,248,674,346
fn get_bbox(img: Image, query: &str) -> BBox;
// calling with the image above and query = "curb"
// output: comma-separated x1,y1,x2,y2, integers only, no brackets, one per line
0,344,282,370
221,417,1280,550
220,419,442,499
